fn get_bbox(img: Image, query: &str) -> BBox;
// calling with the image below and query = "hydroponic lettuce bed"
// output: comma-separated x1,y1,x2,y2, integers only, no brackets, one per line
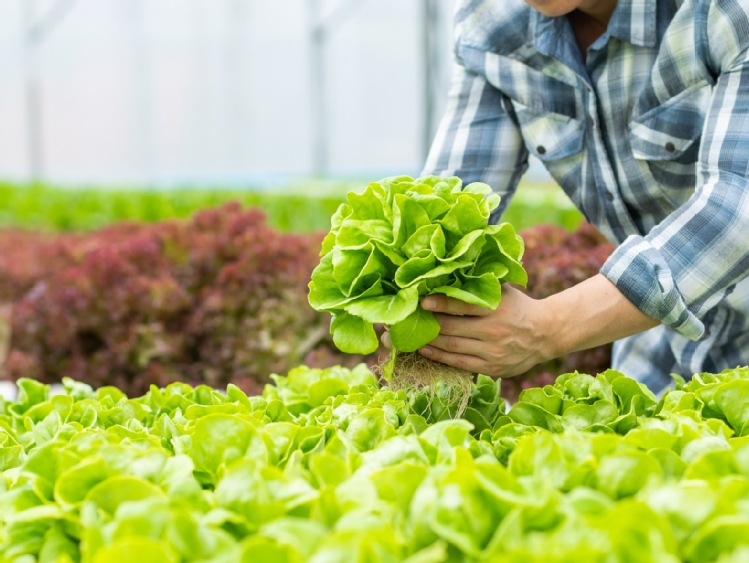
2,365,749,562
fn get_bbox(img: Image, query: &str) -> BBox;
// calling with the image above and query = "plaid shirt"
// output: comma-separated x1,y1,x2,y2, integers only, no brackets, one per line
422,0,749,393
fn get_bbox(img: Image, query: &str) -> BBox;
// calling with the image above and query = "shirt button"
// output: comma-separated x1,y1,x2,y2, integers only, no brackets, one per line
665,141,676,152
537,145,546,155
606,192,615,202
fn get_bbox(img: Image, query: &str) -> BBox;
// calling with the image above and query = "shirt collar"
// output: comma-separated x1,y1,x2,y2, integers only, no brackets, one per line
607,0,658,48
529,9,584,73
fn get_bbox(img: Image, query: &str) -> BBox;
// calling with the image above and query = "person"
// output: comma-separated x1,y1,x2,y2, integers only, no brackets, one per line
390,0,749,395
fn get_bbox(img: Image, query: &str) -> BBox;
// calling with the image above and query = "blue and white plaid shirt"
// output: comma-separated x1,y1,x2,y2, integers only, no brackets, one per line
422,0,749,394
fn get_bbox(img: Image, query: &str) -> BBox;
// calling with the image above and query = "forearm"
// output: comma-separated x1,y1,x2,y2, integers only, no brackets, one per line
415,273,661,379
541,273,660,359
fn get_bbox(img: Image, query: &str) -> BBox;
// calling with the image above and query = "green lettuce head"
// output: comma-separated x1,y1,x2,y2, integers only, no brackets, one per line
308,175,526,356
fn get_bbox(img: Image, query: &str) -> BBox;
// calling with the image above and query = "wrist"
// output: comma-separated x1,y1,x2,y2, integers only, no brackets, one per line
535,274,660,362
533,294,567,364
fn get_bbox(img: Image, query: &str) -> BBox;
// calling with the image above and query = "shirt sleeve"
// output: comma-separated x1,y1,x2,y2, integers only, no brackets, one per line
420,61,529,222
601,19,749,340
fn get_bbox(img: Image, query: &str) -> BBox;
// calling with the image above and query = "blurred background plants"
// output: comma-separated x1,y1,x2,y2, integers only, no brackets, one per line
0,180,607,402
0,180,582,233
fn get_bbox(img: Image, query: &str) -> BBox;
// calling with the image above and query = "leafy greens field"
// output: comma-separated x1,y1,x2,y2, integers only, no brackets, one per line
3,364,749,562
0,180,583,234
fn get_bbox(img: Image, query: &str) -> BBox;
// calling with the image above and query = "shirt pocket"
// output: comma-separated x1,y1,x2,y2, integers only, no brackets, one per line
476,51,584,162
509,100,584,162
628,82,711,201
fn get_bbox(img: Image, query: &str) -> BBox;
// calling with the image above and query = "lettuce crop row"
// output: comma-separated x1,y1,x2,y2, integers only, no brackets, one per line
3,365,749,562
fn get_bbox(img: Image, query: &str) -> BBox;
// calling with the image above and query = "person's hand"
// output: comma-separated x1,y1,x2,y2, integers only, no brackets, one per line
382,274,661,378
387,286,556,378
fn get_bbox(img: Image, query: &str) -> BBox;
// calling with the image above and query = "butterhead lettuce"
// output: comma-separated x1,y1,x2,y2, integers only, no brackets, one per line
308,176,526,355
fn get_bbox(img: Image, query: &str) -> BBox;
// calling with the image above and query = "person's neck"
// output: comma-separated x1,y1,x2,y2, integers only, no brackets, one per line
577,0,618,27
568,2,617,62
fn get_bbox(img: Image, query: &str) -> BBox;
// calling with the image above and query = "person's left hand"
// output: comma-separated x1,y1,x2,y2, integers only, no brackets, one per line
387,285,556,378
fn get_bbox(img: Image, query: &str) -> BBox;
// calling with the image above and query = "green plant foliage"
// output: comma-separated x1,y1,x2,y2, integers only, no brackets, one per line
3,366,749,560
0,182,345,234
0,179,583,234
308,176,527,357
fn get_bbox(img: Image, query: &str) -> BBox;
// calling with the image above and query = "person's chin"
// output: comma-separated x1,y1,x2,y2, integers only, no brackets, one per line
523,0,576,17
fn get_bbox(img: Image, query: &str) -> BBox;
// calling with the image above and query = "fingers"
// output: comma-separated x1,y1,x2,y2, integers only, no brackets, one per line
381,294,495,352
432,312,481,337
381,330,392,349
382,320,482,353
382,298,492,349
421,295,492,317
419,345,485,374
381,312,484,352
384,326,488,374
427,333,485,357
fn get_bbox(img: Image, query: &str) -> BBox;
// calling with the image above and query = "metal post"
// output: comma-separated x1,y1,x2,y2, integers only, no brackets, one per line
128,0,154,188
22,0,80,184
308,0,327,177
307,0,367,178
422,0,440,163
227,0,249,176
23,0,43,182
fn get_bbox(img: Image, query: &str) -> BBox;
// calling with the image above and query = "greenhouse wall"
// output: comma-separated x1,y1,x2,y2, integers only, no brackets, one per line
0,0,465,188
